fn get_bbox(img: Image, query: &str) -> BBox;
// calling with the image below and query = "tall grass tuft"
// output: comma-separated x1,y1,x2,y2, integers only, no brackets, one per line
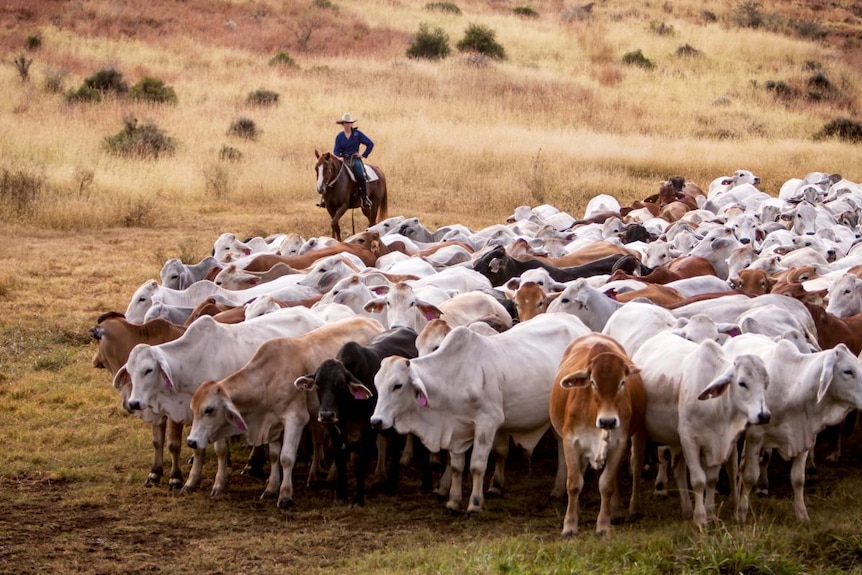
0,166,45,219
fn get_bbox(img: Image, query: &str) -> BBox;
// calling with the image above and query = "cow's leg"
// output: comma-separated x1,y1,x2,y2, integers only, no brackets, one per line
330,426,349,503
307,421,329,486
400,434,414,467
672,449,693,519
791,450,810,521
723,451,739,518
182,447,206,492
354,428,376,506
597,445,626,534
466,434,495,516
737,436,766,523
210,439,230,497
147,419,166,487
445,451,465,515
629,431,646,518
756,448,771,496
277,411,309,509
683,445,708,527
654,445,670,496
166,420,184,490
372,433,388,484
705,464,721,522
551,432,567,499
434,451,452,499
241,444,268,478
262,441,283,499
561,433,583,537
487,432,509,497
382,430,406,493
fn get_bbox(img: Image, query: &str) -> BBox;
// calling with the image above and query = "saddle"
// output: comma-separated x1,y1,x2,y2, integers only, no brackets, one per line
343,161,379,183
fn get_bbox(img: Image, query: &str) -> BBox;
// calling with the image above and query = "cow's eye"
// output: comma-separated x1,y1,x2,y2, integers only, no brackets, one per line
738,381,748,389
393,383,403,391
561,298,570,304
204,407,214,415
843,369,854,376
144,368,153,375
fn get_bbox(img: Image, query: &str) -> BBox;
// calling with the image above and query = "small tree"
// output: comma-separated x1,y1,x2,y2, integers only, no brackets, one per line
456,23,505,60
407,23,451,60
129,77,178,104
103,117,177,160
13,54,32,82
269,51,298,68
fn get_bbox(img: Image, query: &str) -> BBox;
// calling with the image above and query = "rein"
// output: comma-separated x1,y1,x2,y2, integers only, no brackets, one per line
324,159,346,189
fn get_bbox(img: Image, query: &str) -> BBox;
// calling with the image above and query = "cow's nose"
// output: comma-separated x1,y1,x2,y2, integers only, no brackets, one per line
318,411,337,424
128,400,142,411
805,231,815,235
739,238,751,244
187,439,199,449
598,417,618,430
370,417,383,430
758,412,771,424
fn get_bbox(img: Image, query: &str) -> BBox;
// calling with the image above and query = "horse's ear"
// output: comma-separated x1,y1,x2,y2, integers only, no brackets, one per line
315,149,321,158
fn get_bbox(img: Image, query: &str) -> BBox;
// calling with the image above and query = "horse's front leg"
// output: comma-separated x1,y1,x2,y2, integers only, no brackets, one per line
329,205,348,241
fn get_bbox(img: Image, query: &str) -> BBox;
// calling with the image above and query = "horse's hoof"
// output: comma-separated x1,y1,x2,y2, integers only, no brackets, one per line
277,498,295,510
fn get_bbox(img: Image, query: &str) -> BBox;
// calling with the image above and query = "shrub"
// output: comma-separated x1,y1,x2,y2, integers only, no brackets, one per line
42,67,67,94
25,35,42,51
246,89,279,107
765,79,797,100
815,118,862,143
13,54,32,82
103,117,177,160
676,44,701,57
407,23,451,60
129,77,177,104
204,164,232,199
269,51,298,68
733,1,763,29
425,2,461,14
83,67,128,95
649,20,675,35
456,23,505,60
622,49,655,69
513,6,538,18
0,167,44,218
66,85,101,104
219,145,243,162
228,117,260,140
313,0,338,10
795,19,828,39
120,197,160,227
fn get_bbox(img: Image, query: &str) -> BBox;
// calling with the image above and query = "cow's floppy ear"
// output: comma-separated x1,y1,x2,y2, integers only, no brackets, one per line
294,375,316,391
364,297,387,314
113,365,131,390
817,348,839,403
560,370,591,389
412,376,430,408
417,302,443,321
369,285,391,296
223,397,247,431
153,349,174,390
348,376,374,400
698,370,733,400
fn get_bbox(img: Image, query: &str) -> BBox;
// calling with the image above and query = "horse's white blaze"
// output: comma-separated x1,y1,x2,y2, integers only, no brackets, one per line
316,164,325,194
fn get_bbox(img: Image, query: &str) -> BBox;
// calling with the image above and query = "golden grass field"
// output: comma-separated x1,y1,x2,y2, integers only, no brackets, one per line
3,0,862,573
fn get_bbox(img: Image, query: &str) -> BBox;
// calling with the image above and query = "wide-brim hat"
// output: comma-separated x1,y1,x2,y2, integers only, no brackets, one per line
336,112,356,124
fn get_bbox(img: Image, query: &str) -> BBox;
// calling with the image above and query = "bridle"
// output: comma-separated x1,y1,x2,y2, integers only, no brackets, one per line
321,156,346,190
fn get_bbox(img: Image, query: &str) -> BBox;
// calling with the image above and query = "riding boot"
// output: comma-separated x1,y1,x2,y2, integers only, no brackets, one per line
315,196,326,208
359,184,371,209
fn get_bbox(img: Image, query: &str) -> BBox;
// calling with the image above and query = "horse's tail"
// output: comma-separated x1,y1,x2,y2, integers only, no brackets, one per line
378,176,389,220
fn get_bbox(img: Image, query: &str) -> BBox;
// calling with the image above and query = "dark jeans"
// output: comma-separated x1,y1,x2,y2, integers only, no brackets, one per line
348,156,368,196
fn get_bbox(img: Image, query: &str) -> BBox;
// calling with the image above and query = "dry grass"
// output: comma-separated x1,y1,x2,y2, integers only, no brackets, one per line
3,1,862,573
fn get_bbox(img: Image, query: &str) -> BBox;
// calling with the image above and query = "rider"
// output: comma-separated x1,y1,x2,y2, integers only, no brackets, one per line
321,112,374,209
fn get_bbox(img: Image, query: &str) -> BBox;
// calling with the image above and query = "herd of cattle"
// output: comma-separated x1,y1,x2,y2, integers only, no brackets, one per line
90,168,862,536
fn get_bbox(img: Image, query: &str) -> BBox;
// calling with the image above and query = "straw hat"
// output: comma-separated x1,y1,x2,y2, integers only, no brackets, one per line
336,112,356,124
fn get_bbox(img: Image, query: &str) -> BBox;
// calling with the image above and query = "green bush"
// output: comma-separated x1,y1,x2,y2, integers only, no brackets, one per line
456,23,505,60
513,6,538,18
129,77,178,104
26,35,42,51
246,89,279,107
425,2,461,14
227,117,260,140
313,0,338,11
406,23,451,60
66,85,101,104
83,67,128,95
622,49,655,69
815,118,862,143
103,117,177,160
269,51,298,68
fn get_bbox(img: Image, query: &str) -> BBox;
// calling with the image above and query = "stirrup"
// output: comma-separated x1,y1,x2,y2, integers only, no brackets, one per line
361,196,372,208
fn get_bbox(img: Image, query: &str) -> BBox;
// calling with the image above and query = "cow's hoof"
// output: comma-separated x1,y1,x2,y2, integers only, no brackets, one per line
210,488,223,498
260,491,278,501
486,487,503,499
145,475,160,487
240,466,268,479
629,512,644,522
595,529,610,537
465,509,481,519
756,489,769,498
277,498,294,510
561,530,578,539
444,507,461,517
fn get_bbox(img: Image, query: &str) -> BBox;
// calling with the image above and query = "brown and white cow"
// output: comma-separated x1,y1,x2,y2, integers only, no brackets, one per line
549,333,646,537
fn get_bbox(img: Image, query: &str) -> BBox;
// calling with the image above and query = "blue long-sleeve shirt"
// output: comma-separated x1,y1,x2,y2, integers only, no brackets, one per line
333,129,374,159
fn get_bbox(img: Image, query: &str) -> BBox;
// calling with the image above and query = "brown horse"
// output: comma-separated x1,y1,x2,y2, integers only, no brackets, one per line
314,150,388,241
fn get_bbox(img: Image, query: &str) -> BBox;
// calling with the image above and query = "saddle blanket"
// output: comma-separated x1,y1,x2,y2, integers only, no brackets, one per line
347,164,379,183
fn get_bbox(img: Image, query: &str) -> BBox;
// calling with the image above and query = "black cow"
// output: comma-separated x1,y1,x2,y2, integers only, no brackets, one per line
471,245,636,287
295,326,420,505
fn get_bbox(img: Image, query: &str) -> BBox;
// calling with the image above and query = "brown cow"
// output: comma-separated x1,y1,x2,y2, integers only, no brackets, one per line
242,241,379,271
90,311,188,488
729,269,776,296
549,333,647,537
